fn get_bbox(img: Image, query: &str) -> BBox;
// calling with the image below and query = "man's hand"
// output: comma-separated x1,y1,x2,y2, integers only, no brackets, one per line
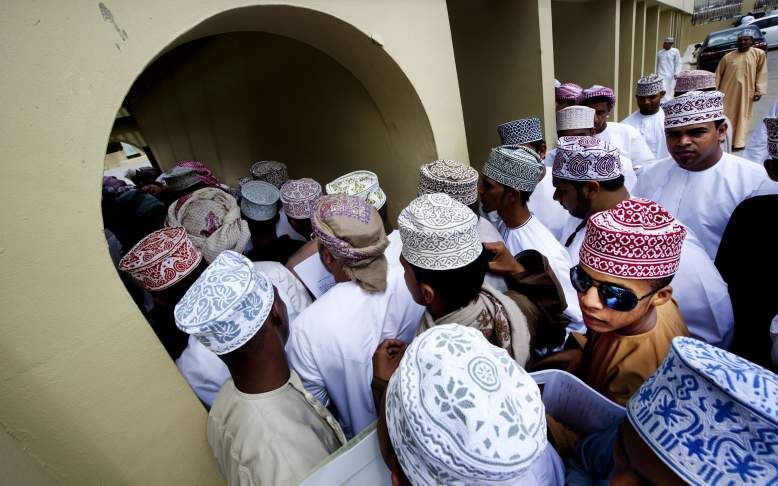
372,339,407,382
754,94,762,102
483,241,525,277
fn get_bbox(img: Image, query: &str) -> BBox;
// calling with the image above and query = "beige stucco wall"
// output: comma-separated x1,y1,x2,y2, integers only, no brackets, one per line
553,0,621,117
618,0,637,120
0,0,467,483
447,0,557,161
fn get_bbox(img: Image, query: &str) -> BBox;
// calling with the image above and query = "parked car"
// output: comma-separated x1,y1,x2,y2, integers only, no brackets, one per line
696,26,767,72
746,13,778,48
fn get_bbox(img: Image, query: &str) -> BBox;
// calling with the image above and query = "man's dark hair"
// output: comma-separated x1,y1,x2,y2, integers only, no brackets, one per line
651,275,674,291
408,248,488,314
714,119,725,129
582,95,614,110
568,175,625,192
498,181,532,204
525,140,545,155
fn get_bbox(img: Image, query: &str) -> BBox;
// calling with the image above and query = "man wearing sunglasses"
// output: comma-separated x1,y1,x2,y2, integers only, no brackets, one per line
542,199,690,406
552,136,734,349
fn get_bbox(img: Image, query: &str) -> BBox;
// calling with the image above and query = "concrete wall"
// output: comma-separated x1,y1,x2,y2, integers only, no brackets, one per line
447,0,557,162
632,1,647,113
618,0,637,120
127,30,435,220
553,0,621,116
0,1,467,483
645,5,661,74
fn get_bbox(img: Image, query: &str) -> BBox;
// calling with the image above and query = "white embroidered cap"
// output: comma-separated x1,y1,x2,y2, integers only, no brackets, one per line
553,136,622,182
280,178,321,219
628,337,778,485
664,36,674,43
556,106,596,131
325,170,386,210
386,324,547,484
663,90,725,128
174,251,275,355
482,145,545,192
240,181,280,221
674,70,717,94
398,193,482,271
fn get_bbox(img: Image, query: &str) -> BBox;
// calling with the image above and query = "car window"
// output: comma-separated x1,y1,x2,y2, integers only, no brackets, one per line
752,18,768,28
707,29,764,47
768,17,778,28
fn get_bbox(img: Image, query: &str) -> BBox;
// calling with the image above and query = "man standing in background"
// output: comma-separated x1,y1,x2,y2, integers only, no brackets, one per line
656,37,681,101
716,28,768,150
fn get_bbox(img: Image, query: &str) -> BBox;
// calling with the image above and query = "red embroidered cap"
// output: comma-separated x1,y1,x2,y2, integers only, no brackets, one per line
579,198,686,279
119,227,202,291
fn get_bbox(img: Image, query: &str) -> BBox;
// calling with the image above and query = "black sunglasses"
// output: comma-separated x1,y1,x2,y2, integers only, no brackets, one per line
569,265,657,312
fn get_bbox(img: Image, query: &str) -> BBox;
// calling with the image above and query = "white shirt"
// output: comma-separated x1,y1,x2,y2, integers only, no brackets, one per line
207,372,345,486
523,446,566,485
563,218,734,348
656,48,682,100
528,168,572,241
743,99,778,164
276,211,307,242
176,261,312,407
478,216,509,293
496,215,584,333
621,110,670,161
286,262,424,438
632,152,777,259
596,122,653,184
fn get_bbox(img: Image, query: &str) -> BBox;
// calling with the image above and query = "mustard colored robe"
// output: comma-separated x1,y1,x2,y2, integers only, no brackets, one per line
716,48,768,148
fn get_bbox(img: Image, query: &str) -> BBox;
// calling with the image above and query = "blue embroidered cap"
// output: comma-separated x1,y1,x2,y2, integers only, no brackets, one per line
628,337,778,485
497,117,543,145
386,324,547,484
174,250,275,355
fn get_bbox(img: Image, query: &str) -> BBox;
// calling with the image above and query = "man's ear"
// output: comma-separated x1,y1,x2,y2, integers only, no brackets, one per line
419,283,436,307
538,141,548,159
717,121,728,142
583,181,601,200
650,286,673,308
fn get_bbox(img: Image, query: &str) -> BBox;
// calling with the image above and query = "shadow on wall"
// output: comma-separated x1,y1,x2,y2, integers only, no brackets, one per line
124,6,438,221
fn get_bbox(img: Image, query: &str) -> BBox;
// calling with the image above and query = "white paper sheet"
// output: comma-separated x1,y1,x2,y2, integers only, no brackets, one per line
531,369,626,435
294,252,337,298
301,423,391,486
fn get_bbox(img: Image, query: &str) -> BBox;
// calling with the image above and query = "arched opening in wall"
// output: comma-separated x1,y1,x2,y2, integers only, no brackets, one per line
100,5,436,408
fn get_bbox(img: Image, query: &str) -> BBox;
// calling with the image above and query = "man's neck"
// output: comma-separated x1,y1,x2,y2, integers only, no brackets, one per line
499,202,531,229
596,122,607,134
229,344,291,395
587,188,630,216
617,306,658,336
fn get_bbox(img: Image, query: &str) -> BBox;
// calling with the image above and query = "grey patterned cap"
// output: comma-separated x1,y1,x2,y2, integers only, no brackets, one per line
162,167,200,192
497,117,543,145
765,117,778,159
386,324,547,484
398,193,481,271
240,181,280,221
636,73,665,96
482,145,545,192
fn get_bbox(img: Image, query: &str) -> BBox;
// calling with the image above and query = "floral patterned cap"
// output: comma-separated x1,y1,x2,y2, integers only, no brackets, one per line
119,227,202,292
766,117,778,159
482,145,545,192
497,117,543,145
636,73,665,96
580,85,616,105
325,170,386,210
174,251,275,355
556,82,583,102
628,337,778,485
674,70,716,94
386,324,547,485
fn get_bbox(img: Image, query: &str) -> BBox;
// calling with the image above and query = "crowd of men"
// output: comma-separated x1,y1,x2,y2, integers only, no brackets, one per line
101,31,778,486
